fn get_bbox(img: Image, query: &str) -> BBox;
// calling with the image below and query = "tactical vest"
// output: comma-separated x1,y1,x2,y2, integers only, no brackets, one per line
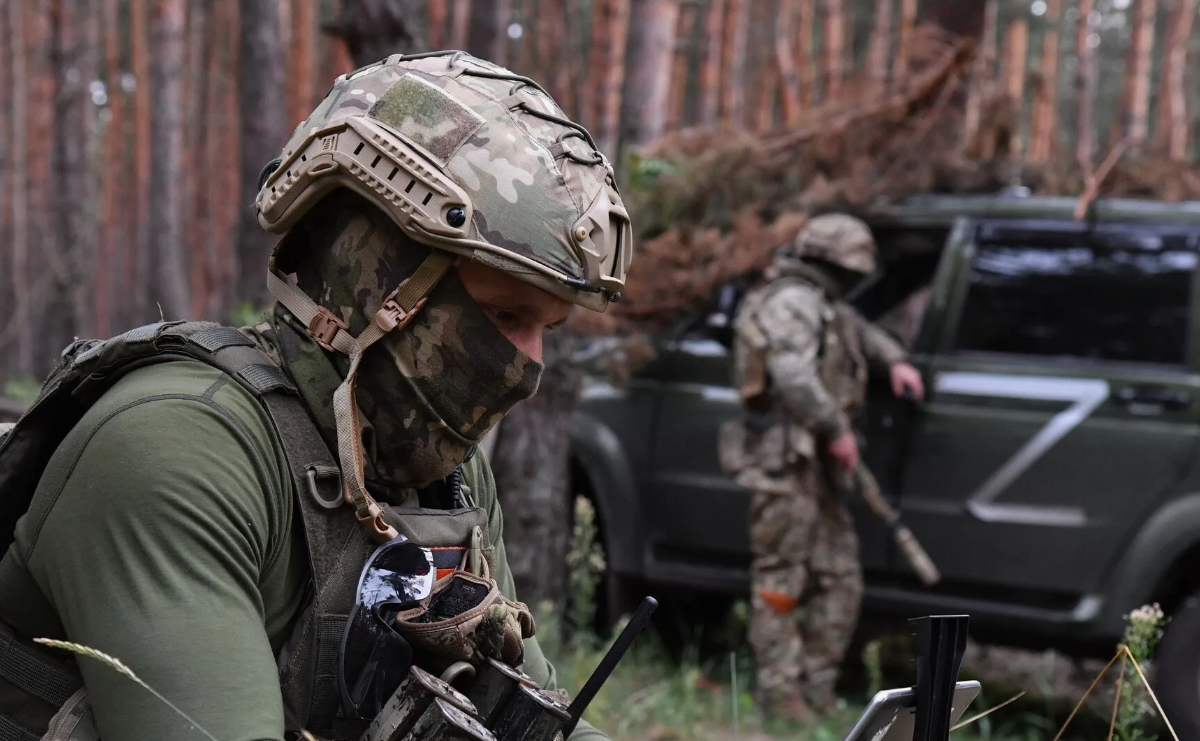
719,275,868,477
0,321,498,741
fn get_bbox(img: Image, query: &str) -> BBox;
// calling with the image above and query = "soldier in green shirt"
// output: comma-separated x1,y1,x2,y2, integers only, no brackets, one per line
0,51,632,741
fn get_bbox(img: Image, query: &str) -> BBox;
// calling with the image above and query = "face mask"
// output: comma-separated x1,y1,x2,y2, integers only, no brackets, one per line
355,271,543,489
281,195,544,493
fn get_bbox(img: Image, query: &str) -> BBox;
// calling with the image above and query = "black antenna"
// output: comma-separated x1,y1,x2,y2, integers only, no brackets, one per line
910,614,969,741
561,596,658,737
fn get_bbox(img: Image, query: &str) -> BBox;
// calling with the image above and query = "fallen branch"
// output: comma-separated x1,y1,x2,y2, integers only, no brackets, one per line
760,34,973,157
872,70,964,195
1074,137,1131,219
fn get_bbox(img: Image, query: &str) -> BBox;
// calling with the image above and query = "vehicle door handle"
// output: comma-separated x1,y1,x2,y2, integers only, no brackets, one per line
1114,386,1193,411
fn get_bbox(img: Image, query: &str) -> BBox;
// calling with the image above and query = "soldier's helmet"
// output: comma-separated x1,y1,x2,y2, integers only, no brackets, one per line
254,51,632,313
789,213,876,275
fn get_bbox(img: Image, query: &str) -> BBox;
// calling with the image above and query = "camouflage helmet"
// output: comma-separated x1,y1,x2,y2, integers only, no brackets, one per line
255,50,631,314
788,213,876,275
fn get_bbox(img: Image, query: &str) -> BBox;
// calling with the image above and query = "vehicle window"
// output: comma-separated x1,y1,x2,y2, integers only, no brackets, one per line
953,234,1197,366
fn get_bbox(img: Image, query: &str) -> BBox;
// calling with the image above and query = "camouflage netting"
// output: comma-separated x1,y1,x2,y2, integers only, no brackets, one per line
570,23,1200,337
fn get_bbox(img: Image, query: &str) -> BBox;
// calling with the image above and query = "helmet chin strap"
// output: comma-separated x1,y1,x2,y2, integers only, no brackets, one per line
267,250,457,543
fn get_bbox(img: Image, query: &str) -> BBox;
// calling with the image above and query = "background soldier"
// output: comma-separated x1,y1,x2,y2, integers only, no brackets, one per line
720,213,925,720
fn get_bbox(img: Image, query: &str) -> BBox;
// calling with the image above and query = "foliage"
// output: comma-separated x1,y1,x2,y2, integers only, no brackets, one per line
565,495,607,650
229,301,272,329
1114,604,1169,741
2,377,41,403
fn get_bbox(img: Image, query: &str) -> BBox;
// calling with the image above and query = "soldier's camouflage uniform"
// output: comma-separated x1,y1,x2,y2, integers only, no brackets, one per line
720,215,907,716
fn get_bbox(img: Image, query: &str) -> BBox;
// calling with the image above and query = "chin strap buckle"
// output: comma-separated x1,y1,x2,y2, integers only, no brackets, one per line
375,292,428,333
308,307,349,352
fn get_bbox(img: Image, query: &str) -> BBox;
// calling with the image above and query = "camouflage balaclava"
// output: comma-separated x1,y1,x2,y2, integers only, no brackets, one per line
255,52,632,542
279,190,542,493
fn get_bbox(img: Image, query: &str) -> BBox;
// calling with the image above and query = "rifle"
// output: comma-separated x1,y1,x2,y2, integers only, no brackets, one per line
834,463,940,587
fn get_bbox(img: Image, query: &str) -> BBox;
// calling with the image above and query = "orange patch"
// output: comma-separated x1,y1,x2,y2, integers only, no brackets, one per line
436,568,455,580
759,590,799,614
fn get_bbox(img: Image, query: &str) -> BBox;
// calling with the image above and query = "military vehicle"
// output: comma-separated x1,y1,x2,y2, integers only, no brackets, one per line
570,191,1200,735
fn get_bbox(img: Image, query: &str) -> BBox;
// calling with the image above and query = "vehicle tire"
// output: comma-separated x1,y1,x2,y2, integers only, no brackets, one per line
1154,589,1200,739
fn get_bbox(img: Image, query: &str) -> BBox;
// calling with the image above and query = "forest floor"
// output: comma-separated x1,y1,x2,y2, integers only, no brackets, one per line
535,604,1168,741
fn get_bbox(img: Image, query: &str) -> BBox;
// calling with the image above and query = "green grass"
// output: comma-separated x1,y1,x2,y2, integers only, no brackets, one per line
535,604,1058,741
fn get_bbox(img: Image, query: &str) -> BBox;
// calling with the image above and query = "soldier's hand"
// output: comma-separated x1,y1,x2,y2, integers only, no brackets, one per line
827,431,859,473
890,362,925,402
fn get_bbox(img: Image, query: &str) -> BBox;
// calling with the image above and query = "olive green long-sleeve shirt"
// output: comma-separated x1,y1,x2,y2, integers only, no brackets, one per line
0,360,601,741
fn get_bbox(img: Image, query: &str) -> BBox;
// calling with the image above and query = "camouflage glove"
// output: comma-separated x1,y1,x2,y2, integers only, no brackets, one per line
394,565,536,680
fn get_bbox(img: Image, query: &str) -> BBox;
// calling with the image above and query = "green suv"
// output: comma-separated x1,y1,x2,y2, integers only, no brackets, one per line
570,192,1200,735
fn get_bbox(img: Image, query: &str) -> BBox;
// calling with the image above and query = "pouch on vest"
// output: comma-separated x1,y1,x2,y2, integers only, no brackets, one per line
393,559,535,686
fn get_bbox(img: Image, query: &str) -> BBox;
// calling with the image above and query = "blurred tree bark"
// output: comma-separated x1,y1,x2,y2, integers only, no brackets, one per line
621,0,679,148
1028,0,1061,163
52,0,98,339
867,0,892,89
666,2,693,130
823,0,846,100
1002,16,1028,158
697,0,724,127
795,0,815,106
719,0,748,128
775,0,802,126
151,0,190,320
132,0,151,323
448,0,471,49
1161,0,1197,159
98,0,123,338
29,3,55,368
7,0,31,375
185,2,210,319
1127,0,1156,146
962,0,997,151
752,0,777,132
1076,0,1096,171
326,0,429,67
894,0,918,81
467,0,507,64
429,0,447,48
0,0,12,376
918,0,987,40
237,0,286,308
288,0,316,129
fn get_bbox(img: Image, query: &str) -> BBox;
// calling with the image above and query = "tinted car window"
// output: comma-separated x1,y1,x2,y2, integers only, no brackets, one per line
954,233,1196,366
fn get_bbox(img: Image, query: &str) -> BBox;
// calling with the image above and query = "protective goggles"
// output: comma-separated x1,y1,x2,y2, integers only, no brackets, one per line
339,535,436,719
